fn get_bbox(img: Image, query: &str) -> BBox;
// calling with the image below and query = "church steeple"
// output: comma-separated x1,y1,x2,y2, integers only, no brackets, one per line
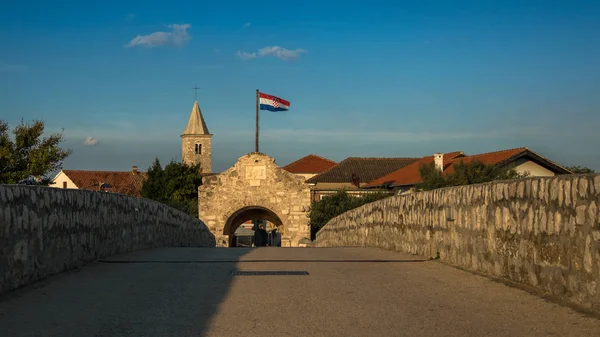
182,100,210,135
181,100,212,173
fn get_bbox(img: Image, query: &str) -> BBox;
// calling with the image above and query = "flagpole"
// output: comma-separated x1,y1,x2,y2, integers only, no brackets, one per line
255,89,259,153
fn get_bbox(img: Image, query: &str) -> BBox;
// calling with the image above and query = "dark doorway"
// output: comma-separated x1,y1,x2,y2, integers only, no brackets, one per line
224,206,283,247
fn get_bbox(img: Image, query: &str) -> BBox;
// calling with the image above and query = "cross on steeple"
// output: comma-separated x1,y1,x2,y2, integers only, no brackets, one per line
192,84,201,101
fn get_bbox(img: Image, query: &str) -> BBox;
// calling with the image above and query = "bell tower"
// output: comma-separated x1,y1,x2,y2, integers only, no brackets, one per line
181,100,212,173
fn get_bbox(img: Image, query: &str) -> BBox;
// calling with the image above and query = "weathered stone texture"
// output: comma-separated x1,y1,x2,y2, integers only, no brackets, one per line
0,185,215,294
316,174,600,311
199,153,311,247
182,135,212,173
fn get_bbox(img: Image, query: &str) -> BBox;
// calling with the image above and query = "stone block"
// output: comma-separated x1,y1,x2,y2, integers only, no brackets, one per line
579,178,589,199
584,235,593,273
532,180,539,198
547,212,555,234
588,201,597,228
558,180,564,206
576,205,587,226
549,180,559,201
540,206,548,233
572,178,579,208
554,212,563,233
564,180,572,207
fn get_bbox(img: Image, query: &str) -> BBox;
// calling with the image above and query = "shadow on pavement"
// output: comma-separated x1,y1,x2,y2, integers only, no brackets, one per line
0,247,251,337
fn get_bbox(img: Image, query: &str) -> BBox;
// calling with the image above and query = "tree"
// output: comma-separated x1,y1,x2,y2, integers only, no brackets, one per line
417,162,447,191
565,165,595,174
141,158,203,216
0,119,71,185
417,159,528,191
308,190,390,239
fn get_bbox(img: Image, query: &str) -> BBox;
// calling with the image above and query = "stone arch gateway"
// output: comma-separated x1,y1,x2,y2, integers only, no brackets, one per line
198,153,311,247
222,206,283,247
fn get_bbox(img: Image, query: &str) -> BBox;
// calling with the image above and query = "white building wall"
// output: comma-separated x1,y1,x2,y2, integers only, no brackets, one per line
50,171,78,189
513,160,556,177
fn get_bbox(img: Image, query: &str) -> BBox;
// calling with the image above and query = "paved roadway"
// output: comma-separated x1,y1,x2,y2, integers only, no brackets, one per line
0,247,599,337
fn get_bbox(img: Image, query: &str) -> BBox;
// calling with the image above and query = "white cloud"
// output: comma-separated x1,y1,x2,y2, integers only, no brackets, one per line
258,46,307,60
243,22,251,28
236,51,257,60
83,137,99,146
237,46,307,61
126,24,191,48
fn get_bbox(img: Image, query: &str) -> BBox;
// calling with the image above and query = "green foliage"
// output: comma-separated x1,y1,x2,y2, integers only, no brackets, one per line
566,165,595,174
308,190,391,239
417,162,447,191
0,119,71,184
417,159,529,191
141,158,202,217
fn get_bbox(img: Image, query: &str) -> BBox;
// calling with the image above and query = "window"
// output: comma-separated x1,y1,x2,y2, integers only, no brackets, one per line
319,194,333,201
63,181,67,188
195,143,202,155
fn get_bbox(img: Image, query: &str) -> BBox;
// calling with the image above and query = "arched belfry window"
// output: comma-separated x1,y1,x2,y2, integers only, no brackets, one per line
195,143,202,155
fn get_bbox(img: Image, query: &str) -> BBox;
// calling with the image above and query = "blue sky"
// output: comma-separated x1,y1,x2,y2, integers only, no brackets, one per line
1,0,599,173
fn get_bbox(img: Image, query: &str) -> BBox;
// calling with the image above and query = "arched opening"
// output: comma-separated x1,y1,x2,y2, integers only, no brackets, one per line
223,206,284,247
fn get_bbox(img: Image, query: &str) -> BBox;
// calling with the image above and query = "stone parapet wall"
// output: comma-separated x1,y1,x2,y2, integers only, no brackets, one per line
316,175,600,311
0,185,215,294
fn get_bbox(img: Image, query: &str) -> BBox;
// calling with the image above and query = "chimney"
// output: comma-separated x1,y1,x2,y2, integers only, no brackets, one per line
132,165,138,174
433,153,444,172
351,174,360,188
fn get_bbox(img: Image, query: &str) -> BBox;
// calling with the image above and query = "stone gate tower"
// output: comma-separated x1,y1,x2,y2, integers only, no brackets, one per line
181,100,212,173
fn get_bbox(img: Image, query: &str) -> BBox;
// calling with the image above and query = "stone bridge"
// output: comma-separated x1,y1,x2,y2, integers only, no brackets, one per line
317,174,600,312
0,185,215,294
0,176,600,336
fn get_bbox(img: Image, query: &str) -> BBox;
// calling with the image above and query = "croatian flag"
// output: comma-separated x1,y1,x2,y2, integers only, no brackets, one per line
259,92,290,112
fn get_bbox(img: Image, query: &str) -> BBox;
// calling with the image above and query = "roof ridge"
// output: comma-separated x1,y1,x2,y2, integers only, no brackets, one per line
345,157,420,160
63,169,143,173
306,156,419,184
282,154,336,168
305,157,343,180
464,147,527,157
307,154,337,164
519,148,572,174
421,151,462,159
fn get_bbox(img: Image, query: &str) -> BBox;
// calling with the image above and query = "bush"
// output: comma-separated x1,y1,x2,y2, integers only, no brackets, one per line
566,166,595,174
417,159,529,191
308,190,390,239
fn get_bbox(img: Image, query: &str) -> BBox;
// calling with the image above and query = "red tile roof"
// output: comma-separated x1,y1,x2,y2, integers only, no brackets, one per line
443,148,527,175
365,152,464,187
365,147,571,188
306,157,419,184
282,154,337,174
61,170,147,197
